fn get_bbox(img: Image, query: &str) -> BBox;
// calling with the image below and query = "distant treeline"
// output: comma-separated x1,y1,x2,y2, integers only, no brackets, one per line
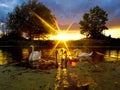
0,38,120,49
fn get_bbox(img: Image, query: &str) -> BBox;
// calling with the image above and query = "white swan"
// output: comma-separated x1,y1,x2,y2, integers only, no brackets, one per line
78,51,104,62
78,52,93,61
78,52,93,57
29,45,41,68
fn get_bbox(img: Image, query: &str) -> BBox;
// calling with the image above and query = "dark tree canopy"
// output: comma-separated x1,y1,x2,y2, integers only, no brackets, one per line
79,6,108,39
6,0,56,40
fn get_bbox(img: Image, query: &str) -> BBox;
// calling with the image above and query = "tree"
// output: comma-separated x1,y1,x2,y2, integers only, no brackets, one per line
79,6,108,39
6,0,56,40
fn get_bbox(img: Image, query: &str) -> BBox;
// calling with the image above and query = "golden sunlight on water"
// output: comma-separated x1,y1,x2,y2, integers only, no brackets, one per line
0,49,29,65
22,49,29,60
0,48,120,65
105,50,120,61
0,50,8,65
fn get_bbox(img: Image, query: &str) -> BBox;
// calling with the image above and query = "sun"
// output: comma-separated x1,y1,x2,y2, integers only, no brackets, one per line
32,11,83,55
55,33,67,40
50,31,85,41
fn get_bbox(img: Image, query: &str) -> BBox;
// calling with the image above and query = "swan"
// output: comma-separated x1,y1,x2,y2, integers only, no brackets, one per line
78,52,93,57
78,51,104,63
29,45,41,68
78,52,93,61
78,51,104,71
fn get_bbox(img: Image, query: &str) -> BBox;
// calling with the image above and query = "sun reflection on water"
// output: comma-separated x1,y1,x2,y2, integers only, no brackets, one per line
0,50,9,65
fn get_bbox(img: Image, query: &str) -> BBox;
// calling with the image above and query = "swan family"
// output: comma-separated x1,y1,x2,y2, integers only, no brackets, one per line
28,46,104,69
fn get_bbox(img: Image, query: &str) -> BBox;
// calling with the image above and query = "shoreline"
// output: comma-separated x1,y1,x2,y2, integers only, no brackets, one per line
0,61,120,90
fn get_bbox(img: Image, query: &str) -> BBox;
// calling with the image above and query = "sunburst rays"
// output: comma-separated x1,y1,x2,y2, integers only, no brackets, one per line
31,11,73,56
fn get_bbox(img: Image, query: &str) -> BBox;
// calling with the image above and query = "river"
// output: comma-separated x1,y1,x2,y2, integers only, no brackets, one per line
0,47,120,65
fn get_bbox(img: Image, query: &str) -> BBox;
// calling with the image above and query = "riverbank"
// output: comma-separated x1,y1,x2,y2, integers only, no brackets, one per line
0,60,120,90
0,63,57,90
0,38,120,49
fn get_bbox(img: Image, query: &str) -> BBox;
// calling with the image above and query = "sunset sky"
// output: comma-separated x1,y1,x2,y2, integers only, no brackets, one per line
0,0,120,38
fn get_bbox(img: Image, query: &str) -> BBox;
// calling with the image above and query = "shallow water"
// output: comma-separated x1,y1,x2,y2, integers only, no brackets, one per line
0,47,120,65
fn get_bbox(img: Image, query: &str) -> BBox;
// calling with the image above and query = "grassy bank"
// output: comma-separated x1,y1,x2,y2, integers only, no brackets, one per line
1,61,120,90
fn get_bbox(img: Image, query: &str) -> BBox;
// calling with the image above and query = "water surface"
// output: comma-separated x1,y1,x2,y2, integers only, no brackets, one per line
0,47,120,65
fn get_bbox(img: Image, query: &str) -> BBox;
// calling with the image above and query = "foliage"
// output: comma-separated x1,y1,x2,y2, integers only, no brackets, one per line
79,6,108,39
6,0,56,40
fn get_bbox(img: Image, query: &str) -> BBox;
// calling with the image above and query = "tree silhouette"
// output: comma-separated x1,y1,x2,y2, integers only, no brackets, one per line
6,0,56,40
79,6,108,39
